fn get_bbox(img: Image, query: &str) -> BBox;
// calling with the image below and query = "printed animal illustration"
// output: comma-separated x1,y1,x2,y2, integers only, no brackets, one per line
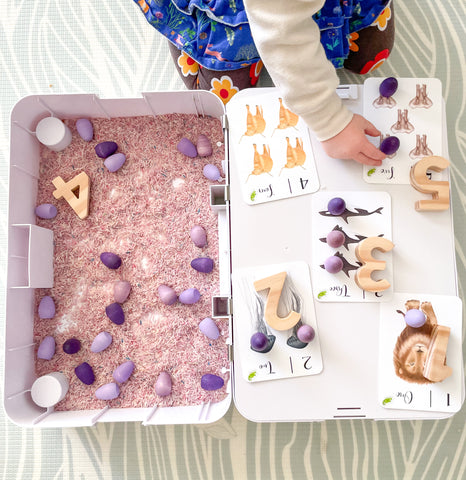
272,98,299,135
247,144,273,181
279,137,306,175
240,105,266,141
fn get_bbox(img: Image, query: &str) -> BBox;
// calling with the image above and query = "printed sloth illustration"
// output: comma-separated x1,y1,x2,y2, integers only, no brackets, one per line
394,300,452,384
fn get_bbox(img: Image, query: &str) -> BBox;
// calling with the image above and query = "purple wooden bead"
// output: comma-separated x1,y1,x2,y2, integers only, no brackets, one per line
203,164,221,181
95,382,120,400
38,296,55,319
35,203,58,219
326,230,345,248
323,256,343,274
191,257,214,273
199,317,220,340
114,280,131,303
95,141,118,158
179,288,201,305
327,197,346,216
155,371,172,396
297,325,315,343
37,335,55,360
379,77,398,98
250,332,268,351
100,252,122,269
190,225,207,248
196,134,212,157
90,331,113,353
105,302,125,325
176,137,197,158
201,374,224,391
63,338,81,355
76,118,94,141
158,285,177,305
104,153,126,172
75,362,95,385
405,309,427,328
113,361,135,383
380,136,400,155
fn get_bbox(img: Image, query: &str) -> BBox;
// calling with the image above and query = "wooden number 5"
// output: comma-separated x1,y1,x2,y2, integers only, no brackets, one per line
52,172,90,219
409,155,450,211
355,237,394,293
254,271,301,331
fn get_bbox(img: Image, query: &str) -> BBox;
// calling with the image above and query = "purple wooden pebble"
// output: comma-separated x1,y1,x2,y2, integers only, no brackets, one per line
203,164,221,181
95,141,118,158
379,77,398,98
297,325,315,343
199,317,220,340
326,230,345,248
104,153,126,172
158,285,177,305
76,118,93,141
196,134,212,157
63,338,81,354
328,197,346,215
155,371,172,396
177,137,197,158
35,203,58,219
179,288,201,305
191,257,214,273
114,280,131,303
324,256,343,274
201,374,224,391
113,361,135,383
37,336,55,360
38,296,55,319
100,252,122,269
90,331,113,353
405,309,427,328
380,136,400,155
95,382,120,400
190,225,207,248
105,302,125,325
250,332,268,351
75,362,95,385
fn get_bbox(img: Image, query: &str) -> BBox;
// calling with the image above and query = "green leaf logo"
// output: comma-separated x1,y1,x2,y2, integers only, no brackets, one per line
382,397,392,405
317,291,327,299
367,168,376,177
248,371,256,381
250,190,256,201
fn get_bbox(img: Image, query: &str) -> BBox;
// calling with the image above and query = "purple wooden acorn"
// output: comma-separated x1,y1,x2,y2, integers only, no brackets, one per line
95,141,118,158
63,338,81,354
100,252,122,269
104,153,126,172
176,138,197,158
90,331,113,353
203,164,221,181
190,225,207,248
196,134,212,157
158,285,177,305
38,295,55,319
75,362,95,385
199,317,220,340
76,118,94,141
35,203,58,219
37,336,55,360
105,302,125,325
179,288,201,305
95,382,120,400
155,371,172,396
191,257,214,273
114,280,131,303
113,361,135,383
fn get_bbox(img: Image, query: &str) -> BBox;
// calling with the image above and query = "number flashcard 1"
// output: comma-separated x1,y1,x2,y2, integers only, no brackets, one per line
232,261,323,383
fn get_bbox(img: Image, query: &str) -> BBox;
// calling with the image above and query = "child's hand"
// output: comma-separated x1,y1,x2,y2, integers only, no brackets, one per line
321,114,386,166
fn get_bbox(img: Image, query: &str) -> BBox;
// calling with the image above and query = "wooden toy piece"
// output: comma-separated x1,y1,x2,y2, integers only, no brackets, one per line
354,236,394,292
52,172,90,219
253,271,301,331
409,155,450,211
423,325,452,383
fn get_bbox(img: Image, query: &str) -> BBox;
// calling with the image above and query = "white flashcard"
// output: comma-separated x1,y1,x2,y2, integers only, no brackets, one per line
378,293,463,413
232,261,323,383
227,89,320,205
363,77,446,184
311,191,393,302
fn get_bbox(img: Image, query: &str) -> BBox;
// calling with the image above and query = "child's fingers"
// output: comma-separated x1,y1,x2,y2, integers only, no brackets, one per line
354,152,383,166
363,119,381,137
362,140,386,162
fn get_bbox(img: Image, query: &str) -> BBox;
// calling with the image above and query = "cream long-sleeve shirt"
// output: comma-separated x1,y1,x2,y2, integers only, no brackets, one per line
243,0,353,141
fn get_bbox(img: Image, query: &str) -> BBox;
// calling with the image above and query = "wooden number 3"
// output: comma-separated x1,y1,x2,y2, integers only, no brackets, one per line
355,237,394,293
52,172,90,219
253,271,301,331
409,155,450,211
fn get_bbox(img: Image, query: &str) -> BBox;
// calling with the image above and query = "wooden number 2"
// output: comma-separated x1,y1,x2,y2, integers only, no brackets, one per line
52,172,90,219
423,325,453,383
253,271,301,331
355,237,394,293
409,155,450,211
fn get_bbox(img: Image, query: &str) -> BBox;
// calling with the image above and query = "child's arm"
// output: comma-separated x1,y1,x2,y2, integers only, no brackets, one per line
244,0,386,166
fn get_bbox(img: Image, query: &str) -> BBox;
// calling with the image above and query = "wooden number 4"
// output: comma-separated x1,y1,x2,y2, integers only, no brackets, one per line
253,271,301,331
355,237,394,293
52,172,90,219
409,156,450,211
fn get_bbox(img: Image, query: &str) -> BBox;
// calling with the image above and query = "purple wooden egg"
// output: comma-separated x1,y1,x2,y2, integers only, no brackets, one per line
405,309,427,328
326,230,345,248
104,153,126,172
158,285,177,305
201,374,224,391
63,338,81,355
90,331,113,353
199,317,220,340
179,288,201,305
38,296,55,319
95,141,118,158
177,138,197,158
76,118,93,141
297,325,315,343
155,371,172,396
250,332,268,351
379,77,398,98
191,257,214,273
75,362,95,385
35,203,58,219
95,382,120,400
114,280,131,303
203,164,221,181
380,136,400,155
327,197,346,215
113,361,135,383
190,225,207,248
100,252,122,269
196,134,212,157
37,335,55,360
105,302,125,325
323,256,343,274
